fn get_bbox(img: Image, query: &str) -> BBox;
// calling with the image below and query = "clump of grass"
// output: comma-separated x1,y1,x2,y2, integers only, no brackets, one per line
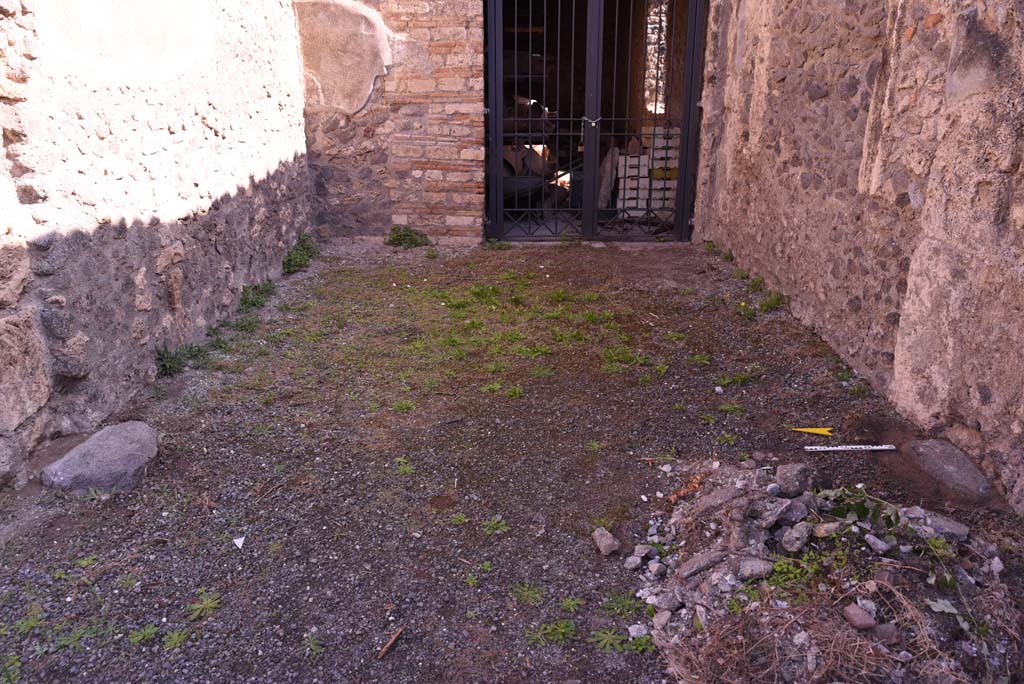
718,402,744,415
386,225,431,249
425,247,439,259
746,276,766,294
688,353,711,366
464,574,479,588
156,343,208,377
588,627,627,652
737,301,757,321
163,628,188,651
716,432,739,446
393,400,415,413
602,592,643,618
186,589,221,621
303,629,325,658
505,385,524,399
282,234,319,274
760,290,786,312
450,513,469,526
240,280,275,311
586,440,602,452
481,381,503,393
511,583,544,606
526,619,577,646
716,364,763,387
128,624,159,645
732,269,749,280
485,239,513,251
483,515,510,536
560,597,584,613
394,458,416,476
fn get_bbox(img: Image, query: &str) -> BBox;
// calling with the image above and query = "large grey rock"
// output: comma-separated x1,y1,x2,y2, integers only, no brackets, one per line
782,522,812,553
738,558,774,580
843,603,877,630
592,527,621,556
678,550,727,578
41,422,158,491
904,440,993,505
775,463,814,498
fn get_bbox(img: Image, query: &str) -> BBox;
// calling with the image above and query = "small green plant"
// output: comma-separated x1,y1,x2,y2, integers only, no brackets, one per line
386,225,431,249
531,365,554,378
626,635,656,654
511,583,544,606
282,234,319,274
586,440,602,452
746,276,766,293
602,592,643,618
56,625,96,651
239,280,275,311
560,597,584,613
484,238,513,251
703,241,719,255
128,624,159,645
393,400,415,413
505,385,524,399
832,366,854,381
302,629,325,658
464,573,479,588
163,628,189,651
116,573,139,590
588,628,626,652
75,555,98,569
603,346,647,367
716,364,763,387
722,249,735,262
732,269,749,280
737,301,757,321
849,382,871,398
186,589,222,622
760,290,786,312
486,361,509,373
1,655,20,684
483,515,510,536
688,353,711,366
450,512,469,526
480,561,494,572
526,619,577,646
718,402,744,415
425,247,439,259
156,347,187,377
664,331,688,342
14,608,43,635
698,413,717,425
394,458,416,476
716,432,739,446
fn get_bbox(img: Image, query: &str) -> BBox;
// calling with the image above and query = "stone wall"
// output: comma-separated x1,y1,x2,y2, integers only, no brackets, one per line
0,0,313,484
297,0,486,239
694,0,1024,511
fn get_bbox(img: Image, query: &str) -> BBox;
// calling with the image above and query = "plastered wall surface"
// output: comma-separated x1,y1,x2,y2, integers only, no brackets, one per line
695,0,1024,511
297,0,486,238
0,0,314,484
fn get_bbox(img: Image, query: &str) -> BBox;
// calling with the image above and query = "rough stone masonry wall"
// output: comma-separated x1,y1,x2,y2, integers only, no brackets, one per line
0,0,313,485
695,0,1024,511
297,0,486,238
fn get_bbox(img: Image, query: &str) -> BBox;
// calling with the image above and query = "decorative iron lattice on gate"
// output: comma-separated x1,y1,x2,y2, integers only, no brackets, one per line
485,0,707,241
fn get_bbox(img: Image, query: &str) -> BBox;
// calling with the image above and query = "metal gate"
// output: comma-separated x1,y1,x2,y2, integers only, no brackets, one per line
485,0,707,241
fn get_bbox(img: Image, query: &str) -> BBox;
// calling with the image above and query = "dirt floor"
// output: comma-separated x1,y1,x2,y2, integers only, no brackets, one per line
1,239,1021,683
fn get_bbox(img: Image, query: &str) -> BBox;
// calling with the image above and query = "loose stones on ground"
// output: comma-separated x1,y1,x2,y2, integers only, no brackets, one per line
41,421,159,491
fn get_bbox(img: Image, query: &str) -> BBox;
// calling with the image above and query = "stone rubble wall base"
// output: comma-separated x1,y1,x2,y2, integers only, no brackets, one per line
694,0,1024,513
0,0,315,485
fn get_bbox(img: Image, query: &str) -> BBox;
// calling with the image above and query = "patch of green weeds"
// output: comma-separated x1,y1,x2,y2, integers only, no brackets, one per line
737,301,757,321
386,225,431,249
14,608,43,635
526,619,576,646
602,592,643,619
75,555,98,569
760,290,786,312
240,281,275,311
722,250,735,262
716,364,763,387
128,624,159,645
698,413,717,426
588,628,626,652
484,239,513,251
672,401,686,411
486,360,509,373
560,597,584,613
511,583,544,606
664,331,688,343
230,315,260,334
602,346,648,371
688,353,711,366
703,241,719,256
512,344,551,358
626,635,656,654
303,629,325,658
1,655,20,684
483,515,510,536
716,432,739,446
849,382,871,398
116,573,138,591
464,574,479,588
746,276,766,294
479,561,494,573
732,269,749,280
282,234,319,274
56,624,97,651
186,589,222,622
393,400,415,413
552,328,589,344
505,385,524,399
530,365,553,378
832,366,854,381
718,403,744,415
586,440,602,452
450,513,469,526
481,381,503,393
580,292,600,303
425,247,439,259
394,458,416,476
163,628,188,651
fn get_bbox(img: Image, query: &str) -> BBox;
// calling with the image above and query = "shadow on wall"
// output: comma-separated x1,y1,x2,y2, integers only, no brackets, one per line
0,155,314,487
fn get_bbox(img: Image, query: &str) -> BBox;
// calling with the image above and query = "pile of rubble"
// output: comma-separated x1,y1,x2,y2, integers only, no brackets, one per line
599,454,1021,683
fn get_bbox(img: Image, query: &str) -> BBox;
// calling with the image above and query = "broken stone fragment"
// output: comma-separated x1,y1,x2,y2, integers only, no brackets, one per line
691,486,743,516
782,522,812,553
648,590,683,612
759,498,794,528
738,558,774,581
924,512,969,542
872,622,900,645
633,544,653,559
652,610,672,630
41,422,158,491
864,534,892,555
779,500,809,525
843,603,877,630
814,521,846,537
623,556,643,570
678,550,728,579
775,463,814,497
592,527,621,556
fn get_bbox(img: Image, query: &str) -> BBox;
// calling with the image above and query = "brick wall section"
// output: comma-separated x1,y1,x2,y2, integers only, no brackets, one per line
302,1,486,239
696,0,1024,512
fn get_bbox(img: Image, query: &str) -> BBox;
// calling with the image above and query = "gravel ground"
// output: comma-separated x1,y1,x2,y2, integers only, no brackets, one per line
1,239,1020,684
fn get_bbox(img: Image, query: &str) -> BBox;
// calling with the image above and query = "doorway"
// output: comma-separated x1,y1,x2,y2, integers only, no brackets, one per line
485,0,707,241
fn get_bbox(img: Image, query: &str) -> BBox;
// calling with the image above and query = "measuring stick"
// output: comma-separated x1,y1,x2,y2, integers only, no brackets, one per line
804,445,897,452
